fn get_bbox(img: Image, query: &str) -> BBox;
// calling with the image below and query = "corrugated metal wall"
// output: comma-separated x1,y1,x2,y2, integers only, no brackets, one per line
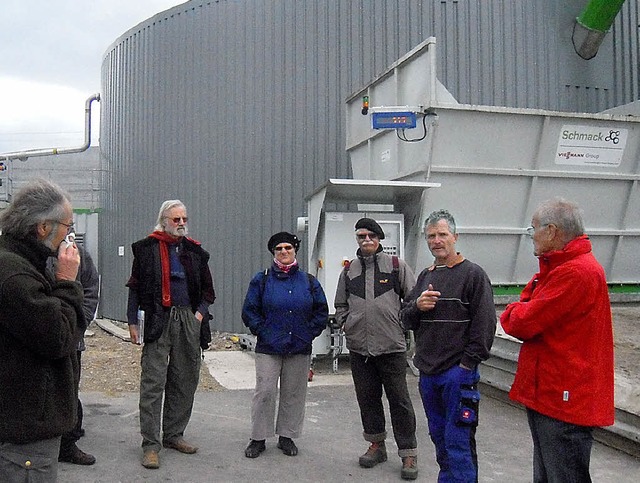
100,0,640,331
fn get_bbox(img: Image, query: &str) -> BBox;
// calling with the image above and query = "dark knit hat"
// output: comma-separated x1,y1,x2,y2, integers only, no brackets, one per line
354,217,385,240
267,231,301,254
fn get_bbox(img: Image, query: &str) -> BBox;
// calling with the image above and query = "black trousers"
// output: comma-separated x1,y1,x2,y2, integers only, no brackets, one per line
350,351,417,454
527,408,593,483
59,351,84,455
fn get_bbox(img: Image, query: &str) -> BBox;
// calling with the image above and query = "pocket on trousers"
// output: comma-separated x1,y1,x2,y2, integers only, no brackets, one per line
456,385,480,427
0,448,55,477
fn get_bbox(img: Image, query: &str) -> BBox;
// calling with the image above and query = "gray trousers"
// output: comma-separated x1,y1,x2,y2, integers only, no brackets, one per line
139,306,201,452
0,436,61,483
251,353,311,441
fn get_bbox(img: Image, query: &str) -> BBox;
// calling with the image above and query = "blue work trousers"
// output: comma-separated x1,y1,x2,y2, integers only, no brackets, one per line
419,365,480,483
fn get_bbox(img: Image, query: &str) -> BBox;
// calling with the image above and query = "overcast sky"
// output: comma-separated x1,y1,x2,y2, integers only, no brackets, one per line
0,0,186,154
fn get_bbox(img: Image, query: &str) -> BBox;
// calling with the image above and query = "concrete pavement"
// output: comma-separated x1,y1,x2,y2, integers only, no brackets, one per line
59,351,640,483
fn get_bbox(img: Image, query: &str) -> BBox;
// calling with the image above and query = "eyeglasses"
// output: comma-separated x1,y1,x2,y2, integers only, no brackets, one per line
525,224,548,237
274,245,294,251
56,220,75,234
168,216,188,223
356,233,378,241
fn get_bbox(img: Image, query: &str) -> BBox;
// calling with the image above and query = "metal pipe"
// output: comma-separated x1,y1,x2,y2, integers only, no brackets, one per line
573,0,627,60
0,93,101,162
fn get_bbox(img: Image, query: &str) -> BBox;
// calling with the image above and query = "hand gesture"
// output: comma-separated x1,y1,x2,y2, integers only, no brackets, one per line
416,284,440,311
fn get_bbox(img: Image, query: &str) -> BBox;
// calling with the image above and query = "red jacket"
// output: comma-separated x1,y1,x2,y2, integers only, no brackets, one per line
500,236,614,427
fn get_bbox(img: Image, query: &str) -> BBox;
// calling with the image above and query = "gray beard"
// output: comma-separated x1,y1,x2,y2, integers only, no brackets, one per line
165,225,188,238
43,229,59,254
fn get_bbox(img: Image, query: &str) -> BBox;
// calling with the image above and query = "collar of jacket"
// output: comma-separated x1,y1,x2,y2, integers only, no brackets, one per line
538,235,591,272
356,244,384,260
271,260,300,279
0,233,53,275
427,252,465,271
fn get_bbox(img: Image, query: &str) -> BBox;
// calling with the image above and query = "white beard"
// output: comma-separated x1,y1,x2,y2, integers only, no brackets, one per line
165,225,188,238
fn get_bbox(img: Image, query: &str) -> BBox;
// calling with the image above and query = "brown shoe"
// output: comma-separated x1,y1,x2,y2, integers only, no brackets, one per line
142,450,159,469
358,441,387,468
163,438,198,454
401,455,418,480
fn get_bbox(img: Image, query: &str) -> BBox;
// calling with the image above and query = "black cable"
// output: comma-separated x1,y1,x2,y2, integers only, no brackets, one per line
396,112,429,142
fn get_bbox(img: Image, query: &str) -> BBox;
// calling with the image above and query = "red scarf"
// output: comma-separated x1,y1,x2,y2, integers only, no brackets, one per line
148,231,202,307
149,231,180,307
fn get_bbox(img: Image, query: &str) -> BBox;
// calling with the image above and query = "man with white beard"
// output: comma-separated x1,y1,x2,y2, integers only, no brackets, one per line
126,200,216,469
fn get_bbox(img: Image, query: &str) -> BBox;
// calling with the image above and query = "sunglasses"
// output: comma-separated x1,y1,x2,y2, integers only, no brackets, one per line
169,216,188,223
356,233,378,240
274,245,294,251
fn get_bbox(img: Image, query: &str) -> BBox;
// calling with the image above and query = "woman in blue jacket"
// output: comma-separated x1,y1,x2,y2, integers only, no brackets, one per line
242,232,328,458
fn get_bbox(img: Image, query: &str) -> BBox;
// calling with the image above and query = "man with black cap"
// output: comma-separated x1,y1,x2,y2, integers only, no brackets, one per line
334,217,419,480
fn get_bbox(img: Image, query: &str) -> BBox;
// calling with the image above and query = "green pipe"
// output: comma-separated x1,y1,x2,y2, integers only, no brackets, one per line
573,0,627,59
577,0,626,33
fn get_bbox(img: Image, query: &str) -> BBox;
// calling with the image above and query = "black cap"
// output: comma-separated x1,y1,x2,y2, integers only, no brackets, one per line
267,231,301,254
354,217,385,240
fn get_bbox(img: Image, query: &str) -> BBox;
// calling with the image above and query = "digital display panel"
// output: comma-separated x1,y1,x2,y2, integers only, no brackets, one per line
372,111,417,129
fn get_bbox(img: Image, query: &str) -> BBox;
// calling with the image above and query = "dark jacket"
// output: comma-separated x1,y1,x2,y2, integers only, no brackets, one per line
242,263,328,355
0,234,84,444
126,236,215,343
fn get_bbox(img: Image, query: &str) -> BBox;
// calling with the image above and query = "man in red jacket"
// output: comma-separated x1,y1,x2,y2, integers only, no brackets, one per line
501,198,614,483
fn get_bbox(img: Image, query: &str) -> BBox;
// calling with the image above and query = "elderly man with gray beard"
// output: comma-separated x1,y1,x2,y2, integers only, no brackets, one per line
126,200,216,470
0,179,83,482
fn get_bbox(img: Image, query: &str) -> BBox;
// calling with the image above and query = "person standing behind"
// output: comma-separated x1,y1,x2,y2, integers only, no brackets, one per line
52,245,99,466
401,209,496,483
0,179,83,482
242,232,328,458
500,198,614,483
334,218,419,481
126,200,215,470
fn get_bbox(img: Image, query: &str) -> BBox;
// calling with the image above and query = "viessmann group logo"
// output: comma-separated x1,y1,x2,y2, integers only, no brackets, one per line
556,125,627,167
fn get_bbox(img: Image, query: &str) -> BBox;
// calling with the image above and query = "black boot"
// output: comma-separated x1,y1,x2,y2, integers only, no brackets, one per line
277,436,298,456
58,443,96,465
244,439,266,458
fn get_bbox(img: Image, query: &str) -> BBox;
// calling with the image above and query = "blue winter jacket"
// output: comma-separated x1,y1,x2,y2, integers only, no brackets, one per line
242,263,328,355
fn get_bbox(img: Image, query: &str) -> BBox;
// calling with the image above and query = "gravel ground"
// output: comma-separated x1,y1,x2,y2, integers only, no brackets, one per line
80,324,237,395
80,304,639,396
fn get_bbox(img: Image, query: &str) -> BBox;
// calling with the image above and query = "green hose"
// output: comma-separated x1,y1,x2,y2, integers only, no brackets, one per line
573,0,627,59
576,0,626,33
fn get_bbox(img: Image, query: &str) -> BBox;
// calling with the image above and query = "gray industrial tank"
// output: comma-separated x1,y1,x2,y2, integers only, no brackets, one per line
100,0,640,331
